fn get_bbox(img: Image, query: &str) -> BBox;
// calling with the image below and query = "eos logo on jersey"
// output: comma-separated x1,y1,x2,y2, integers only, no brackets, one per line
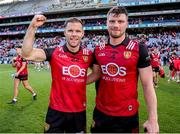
154,58,159,61
63,65,86,78
101,63,126,77
98,53,105,57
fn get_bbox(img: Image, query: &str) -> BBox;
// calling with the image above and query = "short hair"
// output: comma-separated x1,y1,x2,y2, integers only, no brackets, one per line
107,6,128,18
64,17,84,28
16,45,22,48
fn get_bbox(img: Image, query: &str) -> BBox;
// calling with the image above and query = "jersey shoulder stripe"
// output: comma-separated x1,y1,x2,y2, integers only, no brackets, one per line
95,40,106,50
82,48,94,55
126,40,139,51
57,46,64,52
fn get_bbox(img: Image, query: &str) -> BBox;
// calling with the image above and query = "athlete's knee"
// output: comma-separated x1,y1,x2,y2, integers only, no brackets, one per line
23,84,31,89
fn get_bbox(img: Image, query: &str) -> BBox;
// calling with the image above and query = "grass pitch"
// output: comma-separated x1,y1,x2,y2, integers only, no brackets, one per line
0,64,179,132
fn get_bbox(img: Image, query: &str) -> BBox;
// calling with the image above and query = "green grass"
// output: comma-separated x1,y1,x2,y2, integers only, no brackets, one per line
0,64,180,133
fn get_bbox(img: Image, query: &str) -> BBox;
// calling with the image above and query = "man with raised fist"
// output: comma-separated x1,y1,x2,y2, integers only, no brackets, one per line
22,15,94,133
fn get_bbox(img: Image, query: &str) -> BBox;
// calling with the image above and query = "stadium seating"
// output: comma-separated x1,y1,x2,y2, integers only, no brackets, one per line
0,0,179,64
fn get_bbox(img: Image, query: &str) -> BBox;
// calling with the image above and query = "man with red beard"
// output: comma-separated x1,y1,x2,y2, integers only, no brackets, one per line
87,6,159,133
22,15,93,133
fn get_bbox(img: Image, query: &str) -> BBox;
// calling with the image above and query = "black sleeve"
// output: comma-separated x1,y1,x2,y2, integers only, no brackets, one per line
137,43,151,68
93,48,98,65
89,53,94,68
22,58,27,62
89,52,97,69
44,48,56,61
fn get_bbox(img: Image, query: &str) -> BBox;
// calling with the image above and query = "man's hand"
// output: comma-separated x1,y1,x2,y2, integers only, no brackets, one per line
30,15,47,28
143,119,159,134
15,72,19,77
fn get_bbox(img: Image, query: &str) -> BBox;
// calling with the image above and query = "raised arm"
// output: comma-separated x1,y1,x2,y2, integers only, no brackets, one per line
22,15,47,61
139,66,159,133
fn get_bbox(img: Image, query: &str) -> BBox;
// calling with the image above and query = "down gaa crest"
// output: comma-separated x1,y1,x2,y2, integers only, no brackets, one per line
124,51,131,59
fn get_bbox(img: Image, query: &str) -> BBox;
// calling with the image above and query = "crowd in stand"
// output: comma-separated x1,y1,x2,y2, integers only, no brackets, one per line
0,30,179,64
1,0,176,17
0,0,99,17
0,15,180,33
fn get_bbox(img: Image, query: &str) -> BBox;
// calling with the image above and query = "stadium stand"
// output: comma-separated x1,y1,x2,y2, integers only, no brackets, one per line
0,0,179,64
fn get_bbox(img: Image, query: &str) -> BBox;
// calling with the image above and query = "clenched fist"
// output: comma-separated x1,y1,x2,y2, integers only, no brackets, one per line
30,15,47,28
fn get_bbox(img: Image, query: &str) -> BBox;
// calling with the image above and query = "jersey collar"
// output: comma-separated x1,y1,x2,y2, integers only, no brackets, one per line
108,36,129,47
63,43,82,55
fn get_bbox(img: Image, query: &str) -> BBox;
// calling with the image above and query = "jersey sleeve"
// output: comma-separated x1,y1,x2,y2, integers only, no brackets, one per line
89,52,95,68
93,47,99,65
44,48,55,61
150,54,152,59
137,43,151,68
22,58,27,62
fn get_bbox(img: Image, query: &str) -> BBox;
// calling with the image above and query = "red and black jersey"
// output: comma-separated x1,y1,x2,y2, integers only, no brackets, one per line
150,53,161,67
94,37,150,116
16,55,28,75
173,57,180,71
44,44,93,113
169,55,176,64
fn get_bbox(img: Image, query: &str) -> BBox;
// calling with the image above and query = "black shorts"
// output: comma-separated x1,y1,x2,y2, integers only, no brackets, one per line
169,65,174,71
91,108,139,133
44,107,86,133
152,67,160,72
15,74,28,81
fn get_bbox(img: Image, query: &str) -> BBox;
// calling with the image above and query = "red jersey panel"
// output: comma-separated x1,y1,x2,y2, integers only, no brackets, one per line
150,53,161,67
94,38,150,116
169,55,176,66
173,58,180,71
16,55,28,75
44,45,93,112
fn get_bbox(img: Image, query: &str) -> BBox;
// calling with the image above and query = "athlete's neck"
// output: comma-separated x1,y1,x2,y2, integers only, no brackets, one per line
66,43,80,53
110,34,126,46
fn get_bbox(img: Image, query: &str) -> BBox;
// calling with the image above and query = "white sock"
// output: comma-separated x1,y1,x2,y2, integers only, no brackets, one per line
32,93,36,96
13,98,17,102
